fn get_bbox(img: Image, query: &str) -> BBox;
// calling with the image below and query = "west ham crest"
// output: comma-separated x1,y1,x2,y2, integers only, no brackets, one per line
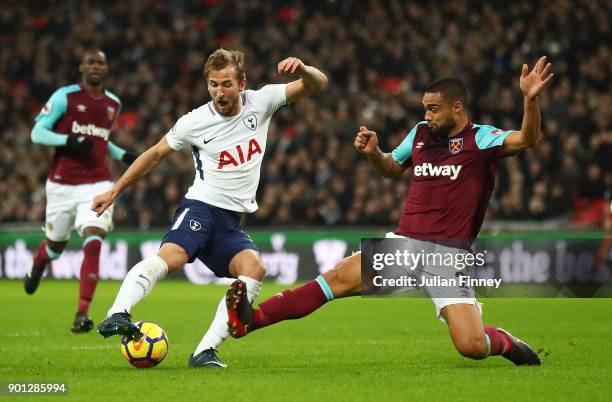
449,138,463,154
243,113,257,130
107,106,116,121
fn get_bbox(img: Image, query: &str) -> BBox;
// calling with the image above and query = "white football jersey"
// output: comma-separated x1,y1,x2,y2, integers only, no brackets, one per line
166,84,287,213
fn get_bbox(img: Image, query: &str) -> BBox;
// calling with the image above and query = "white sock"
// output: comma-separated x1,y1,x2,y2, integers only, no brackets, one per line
238,275,261,304
194,276,262,355
107,256,168,316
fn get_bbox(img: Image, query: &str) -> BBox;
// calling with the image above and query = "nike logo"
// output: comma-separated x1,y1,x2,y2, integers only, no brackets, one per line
132,328,151,351
138,274,151,287
203,137,217,144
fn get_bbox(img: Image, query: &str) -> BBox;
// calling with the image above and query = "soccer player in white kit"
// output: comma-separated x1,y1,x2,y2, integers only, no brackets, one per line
92,49,328,367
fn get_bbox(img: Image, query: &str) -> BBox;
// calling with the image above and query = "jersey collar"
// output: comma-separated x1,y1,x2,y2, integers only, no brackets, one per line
448,121,473,138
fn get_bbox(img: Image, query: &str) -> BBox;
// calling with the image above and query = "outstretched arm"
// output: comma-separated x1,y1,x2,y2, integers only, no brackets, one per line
355,126,406,178
503,56,554,154
280,57,328,103
107,141,138,165
92,136,174,216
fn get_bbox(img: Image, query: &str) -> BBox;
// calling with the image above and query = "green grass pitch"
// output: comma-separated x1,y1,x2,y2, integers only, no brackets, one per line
1,280,611,401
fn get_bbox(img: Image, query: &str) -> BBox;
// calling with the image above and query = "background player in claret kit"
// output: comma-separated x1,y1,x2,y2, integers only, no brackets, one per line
24,49,137,333
227,56,554,366
91,49,328,368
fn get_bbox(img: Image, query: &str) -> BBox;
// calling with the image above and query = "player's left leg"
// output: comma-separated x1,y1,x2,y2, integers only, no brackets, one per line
71,181,115,333
191,249,265,368
71,226,106,333
440,302,541,365
231,252,363,338
440,303,488,359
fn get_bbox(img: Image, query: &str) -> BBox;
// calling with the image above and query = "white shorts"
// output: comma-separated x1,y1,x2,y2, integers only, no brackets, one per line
384,232,483,324
44,180,114,241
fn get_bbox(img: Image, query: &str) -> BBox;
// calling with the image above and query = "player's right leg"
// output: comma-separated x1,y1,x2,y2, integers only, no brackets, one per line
98,198,208,341
24,238,67,294
25,181,74,295
97,243,184,340
441,303,541,366
228,252,362,338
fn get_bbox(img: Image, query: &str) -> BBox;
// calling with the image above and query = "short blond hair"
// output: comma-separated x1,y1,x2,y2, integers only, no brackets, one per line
204,49,246,81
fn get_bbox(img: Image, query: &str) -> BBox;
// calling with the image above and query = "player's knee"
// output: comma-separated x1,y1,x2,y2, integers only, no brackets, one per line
237,258,266,279
229,249,267,280
82,227,107,239
453,335,488,360
46,240,68,254
325,259,360,297
158,247,188,274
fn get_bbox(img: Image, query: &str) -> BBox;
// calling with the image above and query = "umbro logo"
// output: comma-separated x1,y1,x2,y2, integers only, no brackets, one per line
77,104,87,112
203,137,217,144
416,141,424,149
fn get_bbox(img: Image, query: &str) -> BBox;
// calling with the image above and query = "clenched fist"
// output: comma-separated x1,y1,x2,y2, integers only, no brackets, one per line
354,126,379,155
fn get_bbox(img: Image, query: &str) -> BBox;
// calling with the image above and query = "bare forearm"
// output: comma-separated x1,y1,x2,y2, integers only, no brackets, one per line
111,148,163,196
367,148,402,178
298,65,328,92
520,97,541,147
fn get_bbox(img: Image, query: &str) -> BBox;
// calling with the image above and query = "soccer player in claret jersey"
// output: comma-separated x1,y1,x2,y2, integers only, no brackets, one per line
228,56,554,366
92,49,328,367
24,49,137,333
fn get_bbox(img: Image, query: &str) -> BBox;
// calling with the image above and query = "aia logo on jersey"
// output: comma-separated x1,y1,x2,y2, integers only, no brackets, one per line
218,139,262,169
107,106,116,121
243,112,257,130
449,138,463,154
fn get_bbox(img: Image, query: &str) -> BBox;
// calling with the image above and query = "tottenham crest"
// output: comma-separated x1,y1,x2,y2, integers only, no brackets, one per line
449,138,463,154
189,220,201,231
243,113,257,130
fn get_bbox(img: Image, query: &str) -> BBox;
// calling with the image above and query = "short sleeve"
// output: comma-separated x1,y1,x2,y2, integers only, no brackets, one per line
35,89,68,129
252,84,288,116
474,125,513,159
165,115,190,150
391,122,425,166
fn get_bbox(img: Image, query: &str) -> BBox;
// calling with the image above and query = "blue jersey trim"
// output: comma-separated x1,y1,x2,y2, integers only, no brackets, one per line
474,124,512,150
315,275,334,301
104,89,122,106
192,147,204,180
34,84,80,127
83,235,104,246
31,126,68,146
31,84,81,146
45,244,62,260
107,141,127,160
392,121,426,164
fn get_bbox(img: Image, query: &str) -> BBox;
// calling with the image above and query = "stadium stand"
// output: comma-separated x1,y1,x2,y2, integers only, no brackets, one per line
0,0,609,228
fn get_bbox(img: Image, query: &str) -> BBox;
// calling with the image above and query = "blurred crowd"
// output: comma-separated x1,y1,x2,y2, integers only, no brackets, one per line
0,0,610,229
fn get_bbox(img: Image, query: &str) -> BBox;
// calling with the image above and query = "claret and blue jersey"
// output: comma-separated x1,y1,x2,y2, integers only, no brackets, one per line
391,121,512,241
34,84,121,184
